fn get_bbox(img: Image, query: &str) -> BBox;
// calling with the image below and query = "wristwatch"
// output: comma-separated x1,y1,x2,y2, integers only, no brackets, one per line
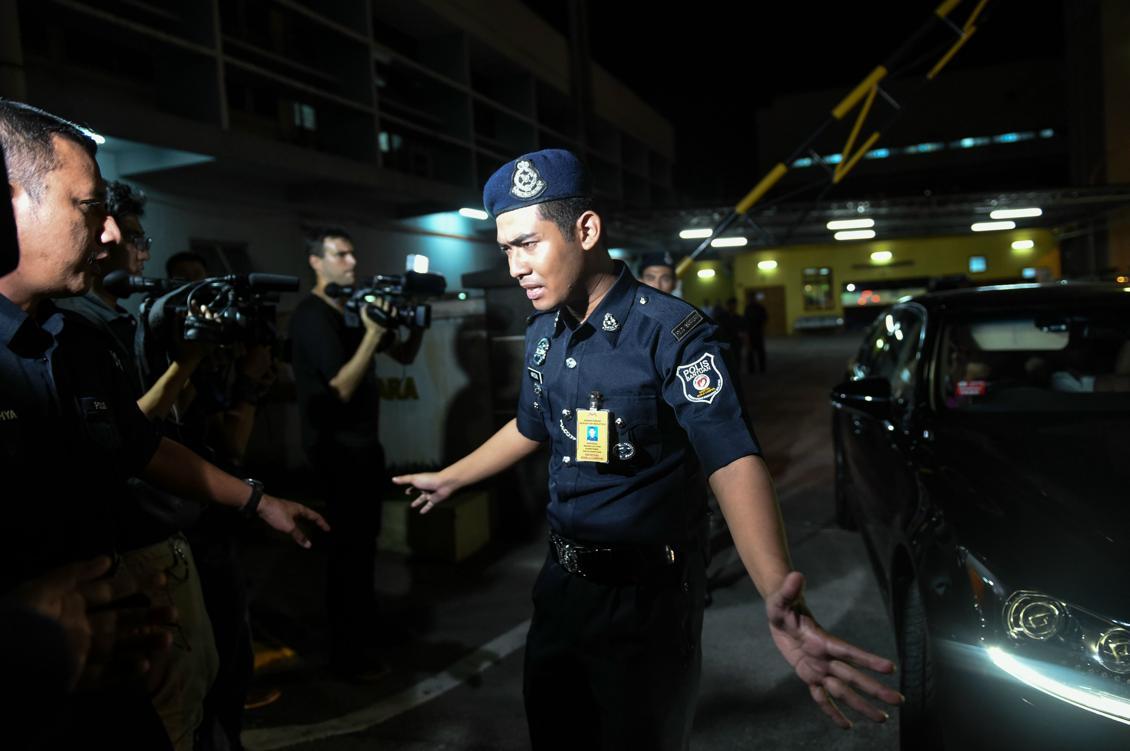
239,478,265,517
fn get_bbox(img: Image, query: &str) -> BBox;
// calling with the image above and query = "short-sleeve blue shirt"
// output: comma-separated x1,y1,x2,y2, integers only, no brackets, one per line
515,261,760,546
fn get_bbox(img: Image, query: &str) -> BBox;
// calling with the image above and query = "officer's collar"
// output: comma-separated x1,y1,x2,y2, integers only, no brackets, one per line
0,293,63,355
553,260,635,345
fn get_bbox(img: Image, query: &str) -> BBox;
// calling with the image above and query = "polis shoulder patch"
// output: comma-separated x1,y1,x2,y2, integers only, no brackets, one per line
671,310,704,341
676,353,723,404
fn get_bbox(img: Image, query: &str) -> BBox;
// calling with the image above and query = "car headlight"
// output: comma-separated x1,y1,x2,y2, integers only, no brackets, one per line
963,550,1130,725
999,589,1130,677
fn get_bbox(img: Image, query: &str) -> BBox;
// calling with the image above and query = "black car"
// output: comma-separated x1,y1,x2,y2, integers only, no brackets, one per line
831,282,1130,750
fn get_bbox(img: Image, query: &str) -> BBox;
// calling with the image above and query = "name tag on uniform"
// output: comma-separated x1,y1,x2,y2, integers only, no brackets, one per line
575,408,609,463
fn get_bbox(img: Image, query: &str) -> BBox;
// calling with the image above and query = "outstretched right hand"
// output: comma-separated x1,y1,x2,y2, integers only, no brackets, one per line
392,472,455,514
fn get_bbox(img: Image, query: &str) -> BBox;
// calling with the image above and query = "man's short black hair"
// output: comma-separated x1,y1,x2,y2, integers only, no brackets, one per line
0,99,98,202
106,180,145,222
304,225,353,258
536,197,596,242
165,251,207,277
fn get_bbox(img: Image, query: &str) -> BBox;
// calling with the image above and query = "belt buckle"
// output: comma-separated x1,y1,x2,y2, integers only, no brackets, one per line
551,534,581,575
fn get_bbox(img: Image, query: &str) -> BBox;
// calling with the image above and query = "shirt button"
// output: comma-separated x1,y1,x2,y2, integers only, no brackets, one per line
532,401,540,410
562,455,572,464
565,357,577,369
562,408,572,419
639,295,649,305
614,417,624,427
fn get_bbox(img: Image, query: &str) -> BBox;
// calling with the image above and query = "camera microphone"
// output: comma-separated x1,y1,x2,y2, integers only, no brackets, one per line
247,273,300,292
103,270,178,298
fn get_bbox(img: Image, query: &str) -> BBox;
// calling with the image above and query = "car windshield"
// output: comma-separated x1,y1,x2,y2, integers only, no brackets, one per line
938,302,1130,413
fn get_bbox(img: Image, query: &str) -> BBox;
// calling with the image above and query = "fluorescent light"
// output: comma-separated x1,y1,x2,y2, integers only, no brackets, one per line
407,254,429,273
987,647,1130,726
834,230,876,241
697,268,716,279
757,260,778,271
1011,240,1035,251
871,250,893,263
459,208,489,220
827,218,875,230
972,221,1016,232
990,208,1042,220
710,237,748,248
680,228,713,239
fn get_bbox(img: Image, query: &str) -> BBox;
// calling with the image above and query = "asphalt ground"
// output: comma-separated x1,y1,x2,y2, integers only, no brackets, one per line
236,332,900,750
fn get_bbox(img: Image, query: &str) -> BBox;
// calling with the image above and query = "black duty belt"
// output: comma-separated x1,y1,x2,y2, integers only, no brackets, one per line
548,531,683,586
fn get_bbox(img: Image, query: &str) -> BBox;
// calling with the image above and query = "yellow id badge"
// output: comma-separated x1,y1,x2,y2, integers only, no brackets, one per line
575,408,610,463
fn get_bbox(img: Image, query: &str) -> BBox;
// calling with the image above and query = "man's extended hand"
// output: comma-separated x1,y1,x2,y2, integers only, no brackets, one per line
766,571,903,729
392,472,455,514
256,496,331,548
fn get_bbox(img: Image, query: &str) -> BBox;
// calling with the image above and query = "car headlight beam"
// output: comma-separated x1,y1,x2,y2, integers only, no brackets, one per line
987,646,1130,726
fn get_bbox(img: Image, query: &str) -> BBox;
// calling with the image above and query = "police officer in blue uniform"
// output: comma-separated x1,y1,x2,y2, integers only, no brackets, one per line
394,149,901,749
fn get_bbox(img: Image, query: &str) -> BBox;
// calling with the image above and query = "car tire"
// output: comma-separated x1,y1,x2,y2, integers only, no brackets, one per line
833,437,857,530
899,584,943,751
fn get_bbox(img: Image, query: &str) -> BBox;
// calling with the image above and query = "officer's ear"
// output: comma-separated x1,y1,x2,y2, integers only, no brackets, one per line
308,253,322,276
575,210,602,252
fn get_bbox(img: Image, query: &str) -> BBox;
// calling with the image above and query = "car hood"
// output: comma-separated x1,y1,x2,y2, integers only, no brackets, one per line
928,413,1130,618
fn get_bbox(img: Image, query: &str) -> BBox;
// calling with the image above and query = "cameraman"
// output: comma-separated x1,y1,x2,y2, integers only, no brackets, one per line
289,227,422,680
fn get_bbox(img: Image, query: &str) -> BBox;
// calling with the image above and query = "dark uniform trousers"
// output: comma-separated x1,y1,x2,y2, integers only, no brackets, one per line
524,549,707,751
312,441,385,665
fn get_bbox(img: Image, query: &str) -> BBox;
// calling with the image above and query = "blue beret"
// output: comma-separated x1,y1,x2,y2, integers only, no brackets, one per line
482,149,591,217
638,252,677,274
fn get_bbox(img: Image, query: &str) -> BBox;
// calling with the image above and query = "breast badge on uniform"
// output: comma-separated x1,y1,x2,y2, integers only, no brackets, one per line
533,337,550,365
677,353,724,404
510,159,547,200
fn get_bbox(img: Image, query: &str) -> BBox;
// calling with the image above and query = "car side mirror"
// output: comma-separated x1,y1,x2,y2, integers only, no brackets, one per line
830,376,892,420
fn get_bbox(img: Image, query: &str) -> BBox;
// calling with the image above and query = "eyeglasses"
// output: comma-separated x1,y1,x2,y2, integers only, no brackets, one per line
125,233,152,251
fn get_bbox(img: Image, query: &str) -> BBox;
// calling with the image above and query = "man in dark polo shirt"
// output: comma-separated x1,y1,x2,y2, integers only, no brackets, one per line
289,226,423,680
1,99,328,747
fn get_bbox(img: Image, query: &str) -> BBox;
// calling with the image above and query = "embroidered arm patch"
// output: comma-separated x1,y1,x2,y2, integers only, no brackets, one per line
676,353,723,404
671,310,704,341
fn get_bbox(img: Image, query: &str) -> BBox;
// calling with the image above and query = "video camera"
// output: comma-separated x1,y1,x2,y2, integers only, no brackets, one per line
324,271,446,329
107,270,299,347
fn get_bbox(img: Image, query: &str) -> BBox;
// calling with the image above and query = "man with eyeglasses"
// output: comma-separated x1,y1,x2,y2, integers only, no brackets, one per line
56,180,221,750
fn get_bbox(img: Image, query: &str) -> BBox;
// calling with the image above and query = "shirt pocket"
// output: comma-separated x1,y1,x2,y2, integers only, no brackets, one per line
603,393,661,470
79,395,123,453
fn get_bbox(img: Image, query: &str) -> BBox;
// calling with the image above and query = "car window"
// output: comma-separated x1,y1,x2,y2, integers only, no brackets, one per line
853,307,922,389
939,303,1130,412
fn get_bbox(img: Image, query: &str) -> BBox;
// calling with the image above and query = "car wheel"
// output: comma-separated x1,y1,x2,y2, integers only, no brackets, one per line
899,584,943,751
833,437,857,530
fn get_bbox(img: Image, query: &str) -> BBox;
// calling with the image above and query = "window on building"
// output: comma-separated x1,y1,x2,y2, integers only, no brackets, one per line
802,266,834,310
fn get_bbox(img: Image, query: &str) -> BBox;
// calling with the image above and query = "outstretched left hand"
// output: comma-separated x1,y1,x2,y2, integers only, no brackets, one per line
257,496,331,548
766,571,903,729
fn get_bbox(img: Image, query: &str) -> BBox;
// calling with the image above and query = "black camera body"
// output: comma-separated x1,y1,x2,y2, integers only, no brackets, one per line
113,271,299,351
325,271,446,330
